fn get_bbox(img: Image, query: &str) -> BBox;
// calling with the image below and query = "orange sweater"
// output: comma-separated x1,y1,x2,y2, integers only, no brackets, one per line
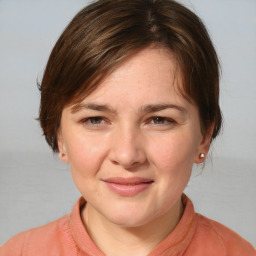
1,195,255,256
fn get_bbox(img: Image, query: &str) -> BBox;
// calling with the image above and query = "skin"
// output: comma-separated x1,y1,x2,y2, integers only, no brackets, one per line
58,47,213,256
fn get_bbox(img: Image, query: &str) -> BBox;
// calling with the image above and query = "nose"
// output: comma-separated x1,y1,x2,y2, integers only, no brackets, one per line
109,125,146,169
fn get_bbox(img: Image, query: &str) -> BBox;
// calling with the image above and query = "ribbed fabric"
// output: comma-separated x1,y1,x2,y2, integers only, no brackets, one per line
1,195,255,256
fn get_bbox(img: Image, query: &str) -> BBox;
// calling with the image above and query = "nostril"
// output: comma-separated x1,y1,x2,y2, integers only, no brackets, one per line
111,160,120,166
111,160,145,170
108,134,147,168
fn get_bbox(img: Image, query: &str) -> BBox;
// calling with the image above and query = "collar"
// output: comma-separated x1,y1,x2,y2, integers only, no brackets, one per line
68,194,197,256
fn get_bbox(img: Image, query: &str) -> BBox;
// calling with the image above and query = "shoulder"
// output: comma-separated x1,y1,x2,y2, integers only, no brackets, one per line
193,213,256,255
0,215,74,256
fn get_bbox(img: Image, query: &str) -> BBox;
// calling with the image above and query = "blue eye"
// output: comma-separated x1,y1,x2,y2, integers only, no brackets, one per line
150,117,174,125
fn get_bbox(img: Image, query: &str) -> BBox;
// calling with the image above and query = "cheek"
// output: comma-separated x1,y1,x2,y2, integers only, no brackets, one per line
66,134,109,200
147,132,198,196
65,132,108,178
149,132,198,172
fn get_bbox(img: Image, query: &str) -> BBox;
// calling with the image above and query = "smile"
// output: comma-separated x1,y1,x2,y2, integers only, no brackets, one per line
103,177,154,197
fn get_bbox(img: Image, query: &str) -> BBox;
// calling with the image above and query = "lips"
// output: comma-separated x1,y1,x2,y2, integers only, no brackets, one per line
103,177,154,197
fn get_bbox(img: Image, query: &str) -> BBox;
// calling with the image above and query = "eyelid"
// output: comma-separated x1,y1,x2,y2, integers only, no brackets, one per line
80,116,109,127
146,116,176,125
79,115,176,128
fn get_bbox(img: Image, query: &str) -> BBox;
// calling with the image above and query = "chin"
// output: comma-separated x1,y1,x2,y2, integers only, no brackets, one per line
109,214,150,228
104,205,156,228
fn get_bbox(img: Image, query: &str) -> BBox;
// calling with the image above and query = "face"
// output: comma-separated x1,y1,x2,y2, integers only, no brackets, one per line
58,47,212,228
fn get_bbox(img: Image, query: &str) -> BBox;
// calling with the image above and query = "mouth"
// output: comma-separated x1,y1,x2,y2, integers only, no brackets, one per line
102,177,154,197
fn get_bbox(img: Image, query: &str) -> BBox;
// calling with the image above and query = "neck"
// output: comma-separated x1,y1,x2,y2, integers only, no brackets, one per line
81,199,184,256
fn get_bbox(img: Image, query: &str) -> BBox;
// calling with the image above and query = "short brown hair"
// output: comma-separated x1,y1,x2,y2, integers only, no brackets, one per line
38,0,222,152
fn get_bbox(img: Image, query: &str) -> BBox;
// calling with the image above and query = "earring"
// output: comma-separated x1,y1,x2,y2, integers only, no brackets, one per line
199,153,205,159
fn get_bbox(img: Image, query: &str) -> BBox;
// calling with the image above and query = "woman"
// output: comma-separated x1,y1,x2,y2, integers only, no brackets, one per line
1,0,255,255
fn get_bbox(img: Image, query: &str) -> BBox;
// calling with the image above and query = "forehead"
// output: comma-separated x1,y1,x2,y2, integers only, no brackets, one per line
104,47,180,86
73,47,185,106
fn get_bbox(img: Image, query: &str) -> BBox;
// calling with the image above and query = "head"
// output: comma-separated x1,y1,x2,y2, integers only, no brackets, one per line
38,0,222,153
38,0,223,231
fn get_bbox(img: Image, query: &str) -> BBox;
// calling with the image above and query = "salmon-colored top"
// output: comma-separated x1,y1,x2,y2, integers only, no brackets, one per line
1,195,255,256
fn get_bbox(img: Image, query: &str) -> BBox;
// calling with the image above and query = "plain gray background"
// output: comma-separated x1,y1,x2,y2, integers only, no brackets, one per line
0,0,256,247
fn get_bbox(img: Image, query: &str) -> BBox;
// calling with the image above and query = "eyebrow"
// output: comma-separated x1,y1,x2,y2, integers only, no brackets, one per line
71,103,117,114
139,104,187,114
71,103,186,115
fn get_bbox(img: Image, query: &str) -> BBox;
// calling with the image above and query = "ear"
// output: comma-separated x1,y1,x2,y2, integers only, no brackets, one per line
194,123,215,164
57,131,69,163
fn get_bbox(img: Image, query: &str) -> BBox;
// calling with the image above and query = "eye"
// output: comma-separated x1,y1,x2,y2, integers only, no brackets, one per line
80,116,107,126
148,116,175,125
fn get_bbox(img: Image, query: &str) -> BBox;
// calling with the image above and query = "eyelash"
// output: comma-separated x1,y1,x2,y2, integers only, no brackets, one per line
80,116,175,128
147,117,175,126
80,116,107,126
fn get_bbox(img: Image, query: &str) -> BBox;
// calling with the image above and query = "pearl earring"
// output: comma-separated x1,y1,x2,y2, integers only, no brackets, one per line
199,153,205,159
